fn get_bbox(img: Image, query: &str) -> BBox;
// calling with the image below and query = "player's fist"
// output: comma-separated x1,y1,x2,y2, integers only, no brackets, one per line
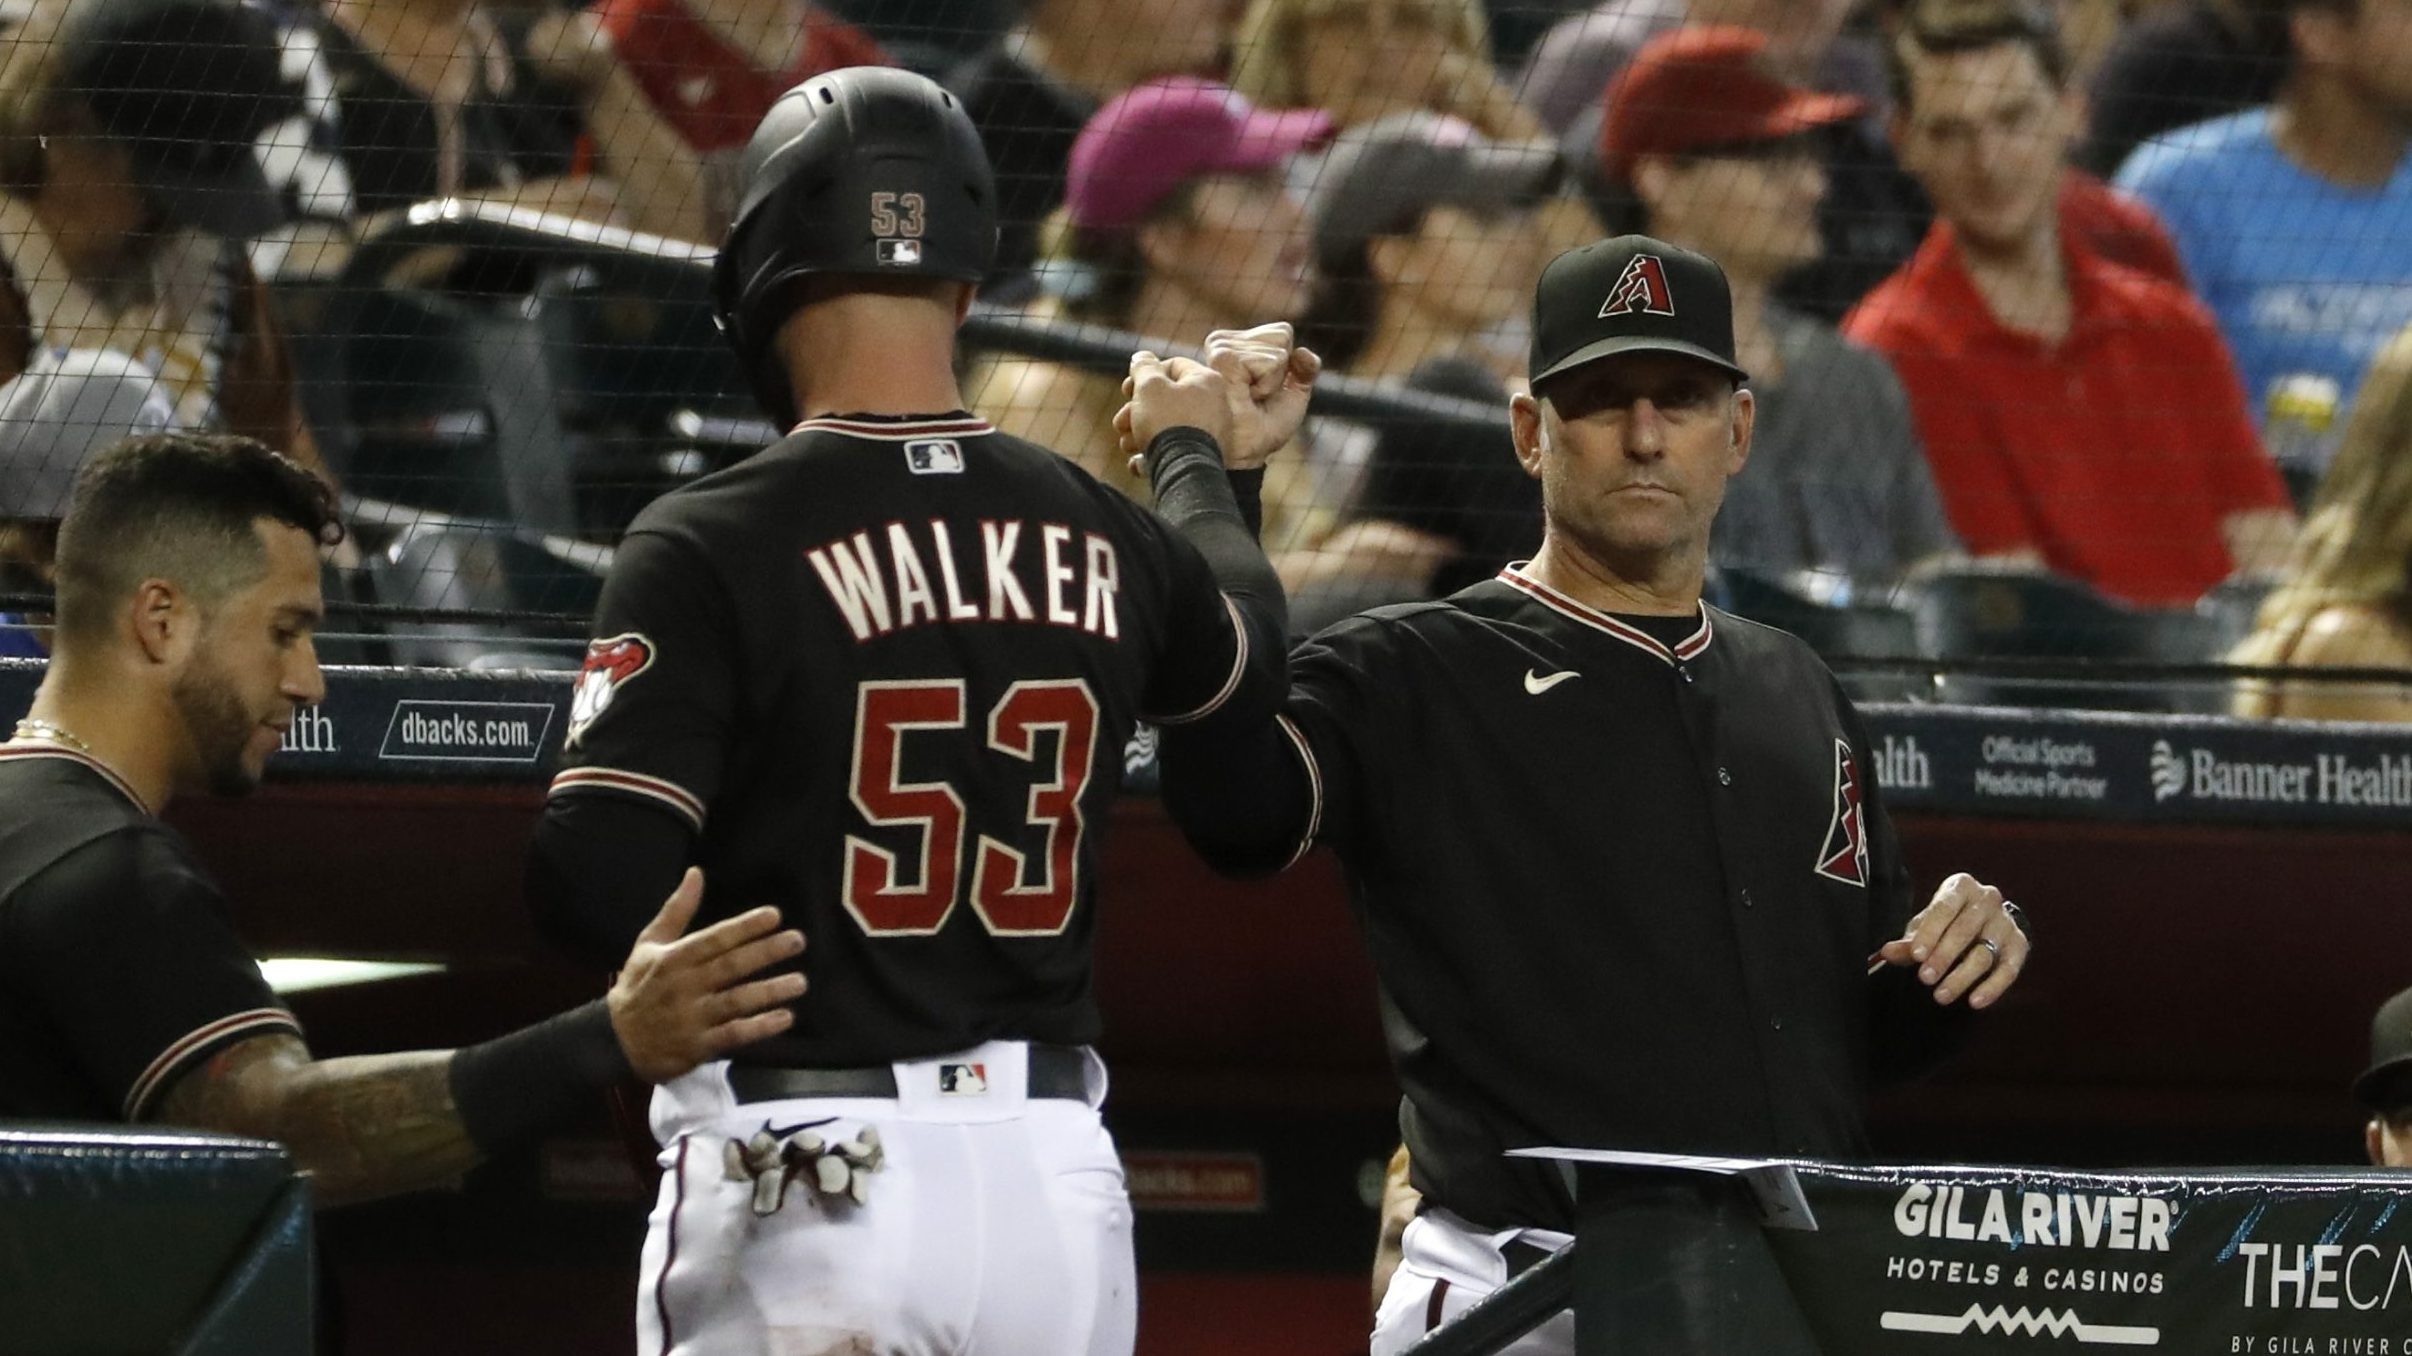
1116,351,1241,469
608,868,807,1082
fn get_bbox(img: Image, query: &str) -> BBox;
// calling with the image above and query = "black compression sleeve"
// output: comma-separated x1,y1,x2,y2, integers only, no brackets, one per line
1229,467,1265,541
448,999,633,1158
1145,428,1287,641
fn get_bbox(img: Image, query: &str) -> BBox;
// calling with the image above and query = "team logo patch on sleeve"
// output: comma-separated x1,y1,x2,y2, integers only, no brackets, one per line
1814,739,1870,887
566,633,655,749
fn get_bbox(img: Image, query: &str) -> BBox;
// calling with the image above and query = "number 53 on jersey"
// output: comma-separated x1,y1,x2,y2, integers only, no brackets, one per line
844,678,1100,939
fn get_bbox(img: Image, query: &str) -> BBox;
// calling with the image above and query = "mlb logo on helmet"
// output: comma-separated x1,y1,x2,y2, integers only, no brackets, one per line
939,1063,989,1095
905,439,965,475
878,239,924,266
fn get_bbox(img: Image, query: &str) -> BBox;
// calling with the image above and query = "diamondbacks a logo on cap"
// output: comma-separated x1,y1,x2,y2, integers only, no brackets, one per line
1600,253,1677,318
1815,739,1870,887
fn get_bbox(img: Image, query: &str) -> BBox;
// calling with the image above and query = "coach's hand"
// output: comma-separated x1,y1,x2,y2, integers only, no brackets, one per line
1874,872,2028,1010
609,868,806,1082
1202,323,1321,469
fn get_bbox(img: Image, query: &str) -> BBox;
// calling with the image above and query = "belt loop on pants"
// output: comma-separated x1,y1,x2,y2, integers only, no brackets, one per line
726,1043,1090,1103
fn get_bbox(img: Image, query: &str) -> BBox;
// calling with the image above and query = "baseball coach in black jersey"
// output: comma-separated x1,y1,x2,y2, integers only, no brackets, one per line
1142,236,2034,1356
524,66,1305,1353
0,433,804,1201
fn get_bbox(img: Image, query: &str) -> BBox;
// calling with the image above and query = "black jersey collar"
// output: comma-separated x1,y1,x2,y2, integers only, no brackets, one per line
1498,564,1714,667
0,741,151,813
790,413,994,441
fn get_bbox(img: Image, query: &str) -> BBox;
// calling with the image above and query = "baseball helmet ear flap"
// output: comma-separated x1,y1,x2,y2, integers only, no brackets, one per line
711,67,999,428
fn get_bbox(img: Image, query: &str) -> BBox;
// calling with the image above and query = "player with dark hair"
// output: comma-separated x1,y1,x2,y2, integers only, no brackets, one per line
1132,237,2034,1355
0,432,805,1203
524,67,1305,1352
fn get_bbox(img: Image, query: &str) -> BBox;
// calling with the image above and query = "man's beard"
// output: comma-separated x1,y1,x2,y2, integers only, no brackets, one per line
171,656,264,797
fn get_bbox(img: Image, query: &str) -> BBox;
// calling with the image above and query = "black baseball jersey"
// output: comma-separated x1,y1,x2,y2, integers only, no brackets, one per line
548,413,1257,1066
1161,564,1958,1232
0,746,299,1120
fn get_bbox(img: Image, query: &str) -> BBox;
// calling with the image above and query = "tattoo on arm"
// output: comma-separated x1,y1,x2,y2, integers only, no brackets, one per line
151,1034,485,1207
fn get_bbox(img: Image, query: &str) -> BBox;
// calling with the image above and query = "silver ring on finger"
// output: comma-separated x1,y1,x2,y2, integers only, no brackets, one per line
1978,936,2001,960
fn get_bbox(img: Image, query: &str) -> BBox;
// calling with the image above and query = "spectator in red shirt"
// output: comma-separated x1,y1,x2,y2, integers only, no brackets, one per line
1845,0,2294,607
585,0,887,229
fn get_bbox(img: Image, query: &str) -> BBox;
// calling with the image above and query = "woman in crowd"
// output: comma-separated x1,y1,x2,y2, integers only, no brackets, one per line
972,77,1331,548
1229,0,1548,143
0,0,335,469
2233,325,2412,721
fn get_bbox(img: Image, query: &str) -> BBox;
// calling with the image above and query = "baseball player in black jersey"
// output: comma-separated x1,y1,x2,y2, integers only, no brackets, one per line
523,67,1307,1354
1142,236,2034,1355
0,433,802,1202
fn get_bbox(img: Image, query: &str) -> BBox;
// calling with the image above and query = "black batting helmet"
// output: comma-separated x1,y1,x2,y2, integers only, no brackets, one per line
711,66,998,427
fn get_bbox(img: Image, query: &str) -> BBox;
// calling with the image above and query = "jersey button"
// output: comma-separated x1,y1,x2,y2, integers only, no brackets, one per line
1717,767,1732,786
1678,665,1695,684
1769,1016,1785,1032
1739,889,1754,908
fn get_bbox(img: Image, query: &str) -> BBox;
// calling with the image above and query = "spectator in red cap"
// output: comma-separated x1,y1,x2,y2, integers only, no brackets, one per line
1845,0,2294,608
973,79,1331,531
1602,25,1959,585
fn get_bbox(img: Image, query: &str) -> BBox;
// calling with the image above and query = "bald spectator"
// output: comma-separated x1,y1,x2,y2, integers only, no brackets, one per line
1605,26,1958,584
2115,0,2412,480
1847,0,2295,607
947,0,1232,286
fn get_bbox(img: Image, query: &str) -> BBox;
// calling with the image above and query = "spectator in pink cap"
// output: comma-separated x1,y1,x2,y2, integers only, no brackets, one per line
974,78,1332,523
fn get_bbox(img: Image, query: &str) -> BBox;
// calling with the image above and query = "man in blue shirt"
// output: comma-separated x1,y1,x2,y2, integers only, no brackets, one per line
2115,0,2412,477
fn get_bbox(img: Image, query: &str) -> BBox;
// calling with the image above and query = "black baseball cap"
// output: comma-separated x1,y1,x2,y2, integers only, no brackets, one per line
2354,987,2412,1113
1527,234,1749,391
59,0,302,240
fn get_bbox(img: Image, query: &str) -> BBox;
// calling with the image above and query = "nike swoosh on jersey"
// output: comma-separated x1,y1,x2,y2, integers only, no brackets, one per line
1523,668,1580,695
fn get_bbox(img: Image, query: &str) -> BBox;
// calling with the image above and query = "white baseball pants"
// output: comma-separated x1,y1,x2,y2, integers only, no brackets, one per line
637,1042,1135,1356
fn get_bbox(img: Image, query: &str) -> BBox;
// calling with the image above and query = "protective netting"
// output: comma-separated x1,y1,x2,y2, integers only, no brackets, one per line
0,0,2406,716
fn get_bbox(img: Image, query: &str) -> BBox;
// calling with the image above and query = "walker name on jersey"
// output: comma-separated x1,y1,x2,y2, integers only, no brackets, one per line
807,519,1123,642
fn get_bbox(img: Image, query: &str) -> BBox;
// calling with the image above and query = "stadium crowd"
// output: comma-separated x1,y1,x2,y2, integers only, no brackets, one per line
0,0,2407,705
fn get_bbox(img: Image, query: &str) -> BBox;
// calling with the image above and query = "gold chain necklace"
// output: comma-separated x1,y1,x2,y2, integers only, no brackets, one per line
11,718,96,757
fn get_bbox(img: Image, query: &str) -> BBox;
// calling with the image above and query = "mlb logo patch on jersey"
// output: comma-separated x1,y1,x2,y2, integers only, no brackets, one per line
905,439,965,475
938,1063,988,1096
566,632,655,750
